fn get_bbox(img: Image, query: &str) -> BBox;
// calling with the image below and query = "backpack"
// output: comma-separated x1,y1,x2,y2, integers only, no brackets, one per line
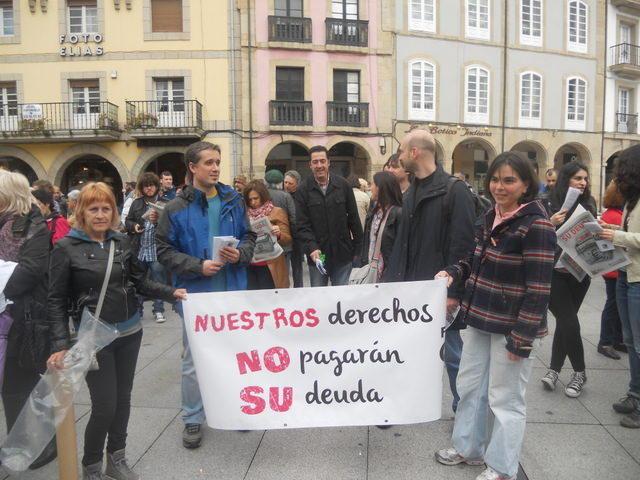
442,176,492,224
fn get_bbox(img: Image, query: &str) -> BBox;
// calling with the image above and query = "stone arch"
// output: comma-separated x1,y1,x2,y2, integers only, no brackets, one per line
130,146,188,181
553,142,592,170
50,144,130,186
325,138,373,179
451,137,497,194
0,145,48,180
325,137,377,169
510,140,549,176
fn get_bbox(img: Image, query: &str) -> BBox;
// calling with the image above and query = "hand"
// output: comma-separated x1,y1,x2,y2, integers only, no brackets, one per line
47,350,68,370
148,209,159,223
550,209,568,226
598,219,619,230
446,297,460,315
435,270,453,287
134,224,144,234
507,351,522,362
310,250,321,263
599,229,615,242
173,288,187,301
271,225,281,238
219,246,240,264
201,260,224,276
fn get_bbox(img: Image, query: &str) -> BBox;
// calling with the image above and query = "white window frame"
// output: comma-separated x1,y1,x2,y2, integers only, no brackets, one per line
465,0,490,41
567,0,588,54
408,59,436,121
0,3,14,37
409,0,436,33
465,65,490,124
617,87,632,134
520,0,542,47
565,76,587,131
68,3,98,34
519,71,542,128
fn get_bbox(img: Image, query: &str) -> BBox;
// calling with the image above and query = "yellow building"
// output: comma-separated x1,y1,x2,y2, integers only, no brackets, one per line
0,0,239,198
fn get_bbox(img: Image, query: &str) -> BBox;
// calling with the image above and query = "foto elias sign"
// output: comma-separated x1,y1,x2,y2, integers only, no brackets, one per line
59,33,104,57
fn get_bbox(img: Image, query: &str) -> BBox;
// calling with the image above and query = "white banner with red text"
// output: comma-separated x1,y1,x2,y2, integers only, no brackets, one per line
182,280,446,430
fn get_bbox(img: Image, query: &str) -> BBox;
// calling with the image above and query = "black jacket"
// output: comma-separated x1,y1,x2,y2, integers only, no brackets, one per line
383,165,477,300
125,196,154,253
294,175,364,271
359,205,402,269
48,230,176,352
3,207,50,362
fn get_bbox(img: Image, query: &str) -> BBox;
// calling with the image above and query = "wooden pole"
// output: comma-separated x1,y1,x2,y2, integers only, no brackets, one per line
56,404,79,480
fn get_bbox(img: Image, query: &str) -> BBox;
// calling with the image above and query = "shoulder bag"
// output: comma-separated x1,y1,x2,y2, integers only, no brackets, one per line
349,209,391,285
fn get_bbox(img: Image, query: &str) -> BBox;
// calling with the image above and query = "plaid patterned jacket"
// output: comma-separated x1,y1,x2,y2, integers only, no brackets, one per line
446,200,556,358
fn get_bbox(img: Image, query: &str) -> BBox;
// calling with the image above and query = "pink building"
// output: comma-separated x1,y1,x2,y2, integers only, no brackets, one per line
241,0,393,180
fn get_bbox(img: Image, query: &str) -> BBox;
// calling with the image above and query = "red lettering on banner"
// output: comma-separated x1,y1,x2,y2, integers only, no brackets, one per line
263,346,290,373
212,315,225,332
240,386,265,414
255,312,269,329
269,386,293,412
195,315,208,332
240,310,253,330
306,308,320,327
289,310,304,327
227,312,239,331
236,350,261,375
273,308,288,328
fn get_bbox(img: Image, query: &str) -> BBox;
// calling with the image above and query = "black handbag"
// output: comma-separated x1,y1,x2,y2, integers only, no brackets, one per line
18,299,50,371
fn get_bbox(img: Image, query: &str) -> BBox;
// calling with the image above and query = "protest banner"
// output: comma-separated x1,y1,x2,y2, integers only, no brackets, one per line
556,205,630,278
182,280,446,430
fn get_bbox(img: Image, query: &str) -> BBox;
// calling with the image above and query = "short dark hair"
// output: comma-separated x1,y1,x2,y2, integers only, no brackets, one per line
136,172,160,195
160,170,172,178
32,179,53,193
373,171,403,211
346,174,361,189
185,141,221,167
309,145,328,158
545,168,557,176
383,153,403,170
484,151,540,204
243,180,272,207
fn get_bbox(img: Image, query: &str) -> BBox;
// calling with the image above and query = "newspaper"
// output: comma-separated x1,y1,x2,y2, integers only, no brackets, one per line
555,252,587,282
561,187,582,212
250,216,283,263
556,205,630,278
211,236,239,263
141,201,166,221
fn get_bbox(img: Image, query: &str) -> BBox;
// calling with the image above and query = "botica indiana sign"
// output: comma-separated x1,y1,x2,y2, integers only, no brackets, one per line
429,125,492,137
59,34,104,57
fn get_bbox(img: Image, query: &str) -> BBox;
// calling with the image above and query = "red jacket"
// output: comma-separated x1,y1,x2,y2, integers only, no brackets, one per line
46,214,71,245
602,208,623,279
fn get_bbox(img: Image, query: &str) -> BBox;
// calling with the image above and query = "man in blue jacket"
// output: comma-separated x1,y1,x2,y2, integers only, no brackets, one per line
156,141,256,449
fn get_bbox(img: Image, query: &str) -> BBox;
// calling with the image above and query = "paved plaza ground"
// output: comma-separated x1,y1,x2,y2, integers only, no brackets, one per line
2,276,640,479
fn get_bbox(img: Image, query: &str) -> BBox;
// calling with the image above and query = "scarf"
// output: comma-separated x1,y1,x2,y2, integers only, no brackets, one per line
248,201,275,220
0,213,27,263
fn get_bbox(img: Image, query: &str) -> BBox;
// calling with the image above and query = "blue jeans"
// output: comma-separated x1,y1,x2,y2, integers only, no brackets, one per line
309,261,352,287
616,271,640,398
599,277,623,346
444,329,462,412
452,327,537,478
180,315,206,425
138,260,166,314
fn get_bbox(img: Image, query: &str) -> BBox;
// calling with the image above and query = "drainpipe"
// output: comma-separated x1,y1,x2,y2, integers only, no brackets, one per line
247,0,254,178
229,0,239,178
500,0,508,153
599,3,609,209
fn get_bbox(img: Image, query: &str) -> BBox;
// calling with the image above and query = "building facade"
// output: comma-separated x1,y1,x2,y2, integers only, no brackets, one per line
238,0,394,180
0,0,239,198
394,0,605,196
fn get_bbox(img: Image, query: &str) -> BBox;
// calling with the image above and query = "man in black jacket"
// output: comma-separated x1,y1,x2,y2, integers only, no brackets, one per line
384,128,476,412
295,145,363,286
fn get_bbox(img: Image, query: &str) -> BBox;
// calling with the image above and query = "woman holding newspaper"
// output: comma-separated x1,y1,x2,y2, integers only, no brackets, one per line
434,152,556,480
599,144,640,428
541,161,597,398
244,180,292,289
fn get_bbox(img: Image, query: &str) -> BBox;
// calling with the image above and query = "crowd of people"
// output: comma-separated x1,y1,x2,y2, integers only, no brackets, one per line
0,131,639,480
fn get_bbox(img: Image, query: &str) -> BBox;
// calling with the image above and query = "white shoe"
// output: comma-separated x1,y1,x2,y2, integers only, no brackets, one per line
154,312,166,324
435,447,484,466
476,466,516,480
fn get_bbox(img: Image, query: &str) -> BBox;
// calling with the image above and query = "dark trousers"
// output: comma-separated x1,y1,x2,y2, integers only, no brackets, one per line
549,271,590,373
83,330,142,466
289,243,304,288
2,355,41,432
599,277,623,347
248,265,275,290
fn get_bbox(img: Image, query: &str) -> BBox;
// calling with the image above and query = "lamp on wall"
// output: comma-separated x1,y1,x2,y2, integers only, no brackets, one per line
379,137,386,155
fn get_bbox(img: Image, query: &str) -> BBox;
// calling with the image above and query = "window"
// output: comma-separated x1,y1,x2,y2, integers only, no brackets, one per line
519,72,542,128
521,0,542,46
151,0,183,33
409,0,435,33
275,0,302,17
465,66,489,124
618,88,632,133
275,67,304,101
333,70,360,103
466,0,490,40
0,82,17,118
567,0,587,53
155,78,185,112
70,80,100,114
566,77,586,130
332,0,358,20
0,1,14,36
408,60,436,121
68,1,98,34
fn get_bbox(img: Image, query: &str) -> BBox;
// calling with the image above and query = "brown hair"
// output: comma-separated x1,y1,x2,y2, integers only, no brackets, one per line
74,182,121,231
603,180,625,209
136,172,160,196
243,180,271,207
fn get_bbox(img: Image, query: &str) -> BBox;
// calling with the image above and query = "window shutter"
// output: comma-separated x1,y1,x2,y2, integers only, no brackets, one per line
69,79,99,89
67,0,96,6
0,1,13,8
151,0,183,33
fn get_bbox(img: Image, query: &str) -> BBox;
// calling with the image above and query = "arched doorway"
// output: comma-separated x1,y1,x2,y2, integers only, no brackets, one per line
265,142,309,177
144,152,187,187
327,142,369,179
554,143,590,169
61,156,123,205
451,138,496,194
605,152,619,189
511,141,547,178
0,156,39,184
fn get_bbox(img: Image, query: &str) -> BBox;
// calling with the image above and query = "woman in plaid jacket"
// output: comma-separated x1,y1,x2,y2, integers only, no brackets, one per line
435,151,556,480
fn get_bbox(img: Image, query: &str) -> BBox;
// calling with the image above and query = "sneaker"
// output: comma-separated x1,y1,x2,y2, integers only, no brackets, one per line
613,394,639,414
105,449,139,480
154,312,166,324
435,447,484,466
476,466,516,480
565,371,587,398
541,370,559,391
597,345,621,360
82,461,105,480
183,423,202,449
620,409,640,429
614,343,628,353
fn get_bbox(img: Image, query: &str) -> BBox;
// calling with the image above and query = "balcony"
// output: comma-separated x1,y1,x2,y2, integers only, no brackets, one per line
611,0,640,13
326,102,369,128
616,112,638,134
325,18,368,47
610,43,640,78
268,16,312,43
125,100,203,139
0,101,120,143
269,100,313,126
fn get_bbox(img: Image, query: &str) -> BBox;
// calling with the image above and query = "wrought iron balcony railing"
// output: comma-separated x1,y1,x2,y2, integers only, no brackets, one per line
610,43,640,67
325,18,368,47
326,102,369,127
269,100,313,126
125,99,203,131
616,112,638,134
268,16,312,43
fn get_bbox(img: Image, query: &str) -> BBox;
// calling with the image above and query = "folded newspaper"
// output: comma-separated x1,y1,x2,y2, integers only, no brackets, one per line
250,216,283,263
